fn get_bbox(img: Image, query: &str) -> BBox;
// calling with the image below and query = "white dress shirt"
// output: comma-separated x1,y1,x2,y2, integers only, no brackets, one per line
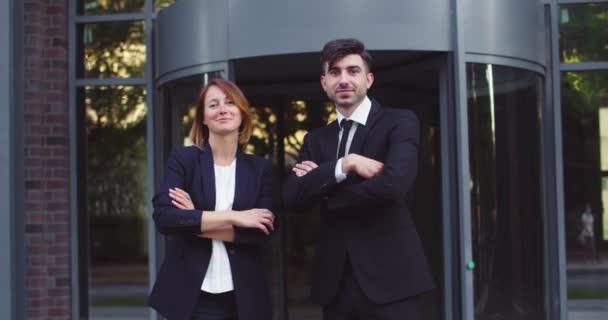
334,96,372,182
201,160,236,293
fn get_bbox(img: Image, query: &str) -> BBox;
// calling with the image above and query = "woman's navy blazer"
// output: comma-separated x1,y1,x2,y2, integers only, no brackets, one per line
148,144,276,320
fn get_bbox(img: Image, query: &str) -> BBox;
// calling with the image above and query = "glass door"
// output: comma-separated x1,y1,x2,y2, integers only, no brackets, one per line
234,51,446,320
465,63,546,320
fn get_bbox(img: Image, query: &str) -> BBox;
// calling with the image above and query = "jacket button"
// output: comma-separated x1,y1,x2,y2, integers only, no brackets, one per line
229,249,236,255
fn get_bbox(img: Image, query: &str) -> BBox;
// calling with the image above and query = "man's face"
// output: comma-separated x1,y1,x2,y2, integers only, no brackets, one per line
321,54,374,110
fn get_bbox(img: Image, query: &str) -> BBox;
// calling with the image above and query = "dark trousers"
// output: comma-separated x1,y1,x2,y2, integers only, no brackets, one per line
323,261,422,320
191,291,237,320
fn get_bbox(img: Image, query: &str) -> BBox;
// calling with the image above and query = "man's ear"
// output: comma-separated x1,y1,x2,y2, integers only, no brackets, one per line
320,75,327,91
366,73,374,89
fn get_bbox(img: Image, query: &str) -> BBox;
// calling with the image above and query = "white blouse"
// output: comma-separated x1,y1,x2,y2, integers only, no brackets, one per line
201,159,236,293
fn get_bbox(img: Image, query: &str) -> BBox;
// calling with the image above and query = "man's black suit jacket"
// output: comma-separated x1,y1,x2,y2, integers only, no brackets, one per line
148,145,275,320
283,100,435,306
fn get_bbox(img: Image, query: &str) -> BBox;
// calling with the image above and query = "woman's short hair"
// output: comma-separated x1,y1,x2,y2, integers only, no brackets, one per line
189,78,253,148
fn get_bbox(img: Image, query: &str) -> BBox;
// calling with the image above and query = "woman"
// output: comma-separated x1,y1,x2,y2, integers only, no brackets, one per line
148,78,276,320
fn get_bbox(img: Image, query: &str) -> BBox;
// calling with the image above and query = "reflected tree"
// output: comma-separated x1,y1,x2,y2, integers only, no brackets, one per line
85,86,147,263
80,0,145,14
155,0,175,11
560,3,608,62
83,21,145,78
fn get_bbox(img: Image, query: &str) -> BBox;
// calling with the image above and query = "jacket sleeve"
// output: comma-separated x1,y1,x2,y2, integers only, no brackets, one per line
326,111,420,211
282,132,340,212
152,149,202,235
234,159,278,245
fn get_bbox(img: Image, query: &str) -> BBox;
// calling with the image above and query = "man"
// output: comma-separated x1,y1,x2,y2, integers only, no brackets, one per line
283,38,435,319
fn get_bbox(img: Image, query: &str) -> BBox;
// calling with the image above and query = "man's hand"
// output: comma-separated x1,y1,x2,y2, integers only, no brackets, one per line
342,154,384,179
169,187,195,209
293,160,319,177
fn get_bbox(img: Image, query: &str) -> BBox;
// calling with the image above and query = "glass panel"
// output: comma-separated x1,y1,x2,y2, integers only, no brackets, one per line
160,72,222,148
467,63,545,319
279,99,334,320
79,21,146,79
155,0,175,11
561,71,608,317
78,0,145,15
82,85,148,319
559,3,608,63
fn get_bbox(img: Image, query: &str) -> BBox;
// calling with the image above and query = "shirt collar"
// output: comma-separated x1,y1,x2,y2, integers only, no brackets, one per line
336,96,372,126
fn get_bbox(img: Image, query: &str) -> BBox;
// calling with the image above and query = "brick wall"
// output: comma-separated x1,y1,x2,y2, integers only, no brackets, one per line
23,1,71,319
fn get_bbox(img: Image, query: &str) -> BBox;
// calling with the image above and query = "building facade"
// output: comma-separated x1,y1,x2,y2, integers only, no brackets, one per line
2,0,607,319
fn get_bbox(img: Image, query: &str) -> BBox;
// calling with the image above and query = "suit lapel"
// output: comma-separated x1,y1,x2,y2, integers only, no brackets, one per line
199,143,216,211
325,120,340,160
348,101,382,155
232,151,248,211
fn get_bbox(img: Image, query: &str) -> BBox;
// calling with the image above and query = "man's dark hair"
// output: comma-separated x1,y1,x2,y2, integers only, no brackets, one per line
320,38,372,75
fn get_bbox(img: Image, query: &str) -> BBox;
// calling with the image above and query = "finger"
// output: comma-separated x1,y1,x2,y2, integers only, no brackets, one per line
294,168,307,177
171,189,191,202
301,161,319,169
171,200,187,210
174,188,191,199
169,191,188,203
296,163,316,172
257,223,270,235
261,215,274,226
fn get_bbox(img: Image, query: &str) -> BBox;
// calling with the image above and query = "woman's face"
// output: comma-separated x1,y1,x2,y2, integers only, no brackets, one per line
203,85,243,137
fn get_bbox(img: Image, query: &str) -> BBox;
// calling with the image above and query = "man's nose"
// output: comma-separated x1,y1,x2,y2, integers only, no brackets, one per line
338,72,349,85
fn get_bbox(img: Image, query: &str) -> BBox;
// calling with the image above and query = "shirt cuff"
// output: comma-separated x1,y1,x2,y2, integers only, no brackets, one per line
335,158,347,183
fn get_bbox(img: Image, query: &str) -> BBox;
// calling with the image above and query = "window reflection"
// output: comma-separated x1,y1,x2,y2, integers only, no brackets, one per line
559,3,608,63
467,63,544,320
155,0,175,11
78,0,145,15
79,21,146,79
561,71,608,312
82,85,148,319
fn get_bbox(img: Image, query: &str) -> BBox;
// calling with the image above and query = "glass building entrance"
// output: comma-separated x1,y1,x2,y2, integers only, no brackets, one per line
157,51,446,319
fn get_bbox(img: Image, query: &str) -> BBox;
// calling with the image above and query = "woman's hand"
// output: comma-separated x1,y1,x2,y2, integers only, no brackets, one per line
231,209,275,235
169,187,194,210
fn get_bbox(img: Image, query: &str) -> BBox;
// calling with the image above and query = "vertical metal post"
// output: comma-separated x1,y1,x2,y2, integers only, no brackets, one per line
452,0,475,319
548,1,568,319
145,1,158,319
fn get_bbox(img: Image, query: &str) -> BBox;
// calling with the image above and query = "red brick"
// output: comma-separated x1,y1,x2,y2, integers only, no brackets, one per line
48,308,66,317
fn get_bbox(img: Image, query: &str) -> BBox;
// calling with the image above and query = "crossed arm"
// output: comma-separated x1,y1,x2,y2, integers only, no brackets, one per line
284,112,419,212
152,151,275,244
169,186,274,242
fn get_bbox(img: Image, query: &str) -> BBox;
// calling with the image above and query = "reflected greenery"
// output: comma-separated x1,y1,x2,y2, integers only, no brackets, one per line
85,86,148,263
562,71,608,249
155,0,175,11
79,0,144,15
81,21,145,78
246,105,278,158
559,3,608,62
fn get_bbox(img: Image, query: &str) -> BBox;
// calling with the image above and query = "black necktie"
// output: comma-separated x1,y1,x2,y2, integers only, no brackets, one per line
337,119,353,159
